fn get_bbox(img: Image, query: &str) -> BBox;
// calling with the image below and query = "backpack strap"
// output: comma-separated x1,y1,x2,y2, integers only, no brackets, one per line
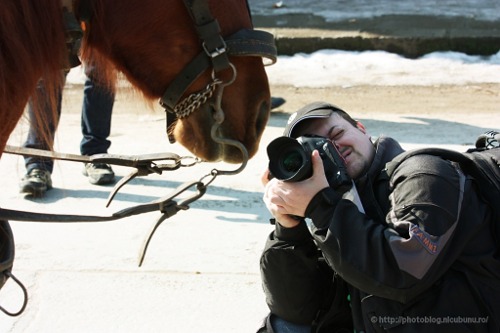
386,147,500,192
385,146,500,247
385,147,471,177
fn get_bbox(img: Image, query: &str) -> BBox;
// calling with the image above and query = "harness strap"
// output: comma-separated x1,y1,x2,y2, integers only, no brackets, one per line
0,181,196,223
225,29,277,60
185,0,231,73
160,28,276,112
3,145,204,206
4,145,183,169
160,51,212,112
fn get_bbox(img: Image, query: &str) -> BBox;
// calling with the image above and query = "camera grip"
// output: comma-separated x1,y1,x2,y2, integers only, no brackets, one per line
322,142,352,192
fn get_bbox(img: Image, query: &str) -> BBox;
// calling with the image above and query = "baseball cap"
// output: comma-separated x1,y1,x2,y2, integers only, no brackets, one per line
283,101,345,138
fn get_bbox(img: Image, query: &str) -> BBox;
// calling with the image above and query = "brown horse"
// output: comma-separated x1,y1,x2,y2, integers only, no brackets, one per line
0,0,275,164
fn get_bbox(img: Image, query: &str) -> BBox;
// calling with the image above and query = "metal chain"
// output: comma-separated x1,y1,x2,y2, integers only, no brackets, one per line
173,79,223,119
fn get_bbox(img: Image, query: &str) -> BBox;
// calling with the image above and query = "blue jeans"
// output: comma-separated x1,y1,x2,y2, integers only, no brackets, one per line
23,67,114,173
79,67,114,156
23,79,63,174
271,315,311,333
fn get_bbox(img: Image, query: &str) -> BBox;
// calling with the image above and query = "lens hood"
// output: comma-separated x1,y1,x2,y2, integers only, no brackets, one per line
267,136,312,181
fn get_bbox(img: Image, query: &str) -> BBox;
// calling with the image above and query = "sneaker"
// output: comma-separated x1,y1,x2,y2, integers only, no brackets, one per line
271,97,286,110
19,168,53,197
83,163,115,185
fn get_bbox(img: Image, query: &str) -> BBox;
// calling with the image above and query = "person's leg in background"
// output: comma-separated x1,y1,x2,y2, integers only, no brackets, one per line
80,65,116,185
271,97,286,110
20,80,63,197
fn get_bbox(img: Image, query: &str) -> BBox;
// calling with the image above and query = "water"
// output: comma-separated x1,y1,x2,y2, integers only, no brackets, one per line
249,0,500,22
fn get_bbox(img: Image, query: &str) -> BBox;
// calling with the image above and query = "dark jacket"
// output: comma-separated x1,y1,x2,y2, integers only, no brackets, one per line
260,136,500,332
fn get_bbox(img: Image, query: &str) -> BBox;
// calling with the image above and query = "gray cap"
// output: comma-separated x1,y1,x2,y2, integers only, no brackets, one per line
283,101,345,138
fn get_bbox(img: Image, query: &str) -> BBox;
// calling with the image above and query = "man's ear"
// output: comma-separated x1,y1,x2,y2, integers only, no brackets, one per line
356,121,367,134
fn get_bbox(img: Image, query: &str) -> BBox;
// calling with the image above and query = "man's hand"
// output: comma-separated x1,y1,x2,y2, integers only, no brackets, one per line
262,150,329,228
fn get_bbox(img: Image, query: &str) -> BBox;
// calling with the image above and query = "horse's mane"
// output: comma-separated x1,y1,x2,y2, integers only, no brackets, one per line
0,0,67,149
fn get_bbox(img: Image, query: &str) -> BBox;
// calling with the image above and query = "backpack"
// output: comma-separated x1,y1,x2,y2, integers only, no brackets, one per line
385,130,500,243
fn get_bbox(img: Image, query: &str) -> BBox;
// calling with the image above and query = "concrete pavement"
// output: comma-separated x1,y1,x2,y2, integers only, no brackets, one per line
0,103,274,332
0,84,497,332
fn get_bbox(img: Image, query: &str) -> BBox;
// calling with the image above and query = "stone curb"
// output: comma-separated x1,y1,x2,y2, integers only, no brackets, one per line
253,14,500,57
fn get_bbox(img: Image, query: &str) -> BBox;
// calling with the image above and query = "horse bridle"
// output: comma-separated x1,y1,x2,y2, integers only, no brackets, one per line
160,0,277,145
77,0,277,169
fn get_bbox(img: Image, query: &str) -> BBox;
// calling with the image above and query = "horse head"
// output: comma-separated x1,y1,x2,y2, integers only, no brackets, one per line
77,0,276,163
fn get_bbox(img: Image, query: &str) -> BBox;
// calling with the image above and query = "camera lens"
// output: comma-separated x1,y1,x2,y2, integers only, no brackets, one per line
267,136,312,182
282,151,303,173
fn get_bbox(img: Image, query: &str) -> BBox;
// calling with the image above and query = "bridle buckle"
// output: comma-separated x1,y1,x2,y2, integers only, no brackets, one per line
202,40,227,59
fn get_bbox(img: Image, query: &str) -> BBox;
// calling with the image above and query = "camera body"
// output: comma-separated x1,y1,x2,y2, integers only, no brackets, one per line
267,135,351,191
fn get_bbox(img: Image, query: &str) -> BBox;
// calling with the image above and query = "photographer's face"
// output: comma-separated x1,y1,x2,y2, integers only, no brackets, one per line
296,114,375,179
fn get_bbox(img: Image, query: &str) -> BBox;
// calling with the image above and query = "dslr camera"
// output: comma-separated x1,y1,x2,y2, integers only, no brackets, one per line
266,135,352,191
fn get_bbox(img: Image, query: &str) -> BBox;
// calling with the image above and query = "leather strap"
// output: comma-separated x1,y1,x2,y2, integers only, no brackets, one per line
4,145,182,169
160,28,276,111
0,181,197,223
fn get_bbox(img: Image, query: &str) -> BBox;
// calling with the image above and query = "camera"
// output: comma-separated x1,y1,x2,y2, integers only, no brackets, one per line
266,135,352,191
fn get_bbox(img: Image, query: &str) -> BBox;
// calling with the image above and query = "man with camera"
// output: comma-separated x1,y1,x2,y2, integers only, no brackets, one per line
258,102,499,332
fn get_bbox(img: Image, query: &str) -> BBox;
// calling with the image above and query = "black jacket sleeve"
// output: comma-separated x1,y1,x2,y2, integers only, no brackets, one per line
306,155,469,303
260,220,325,324
260,216,355,332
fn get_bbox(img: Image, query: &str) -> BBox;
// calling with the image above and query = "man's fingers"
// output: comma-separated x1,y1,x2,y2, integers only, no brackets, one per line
311,150,325,178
